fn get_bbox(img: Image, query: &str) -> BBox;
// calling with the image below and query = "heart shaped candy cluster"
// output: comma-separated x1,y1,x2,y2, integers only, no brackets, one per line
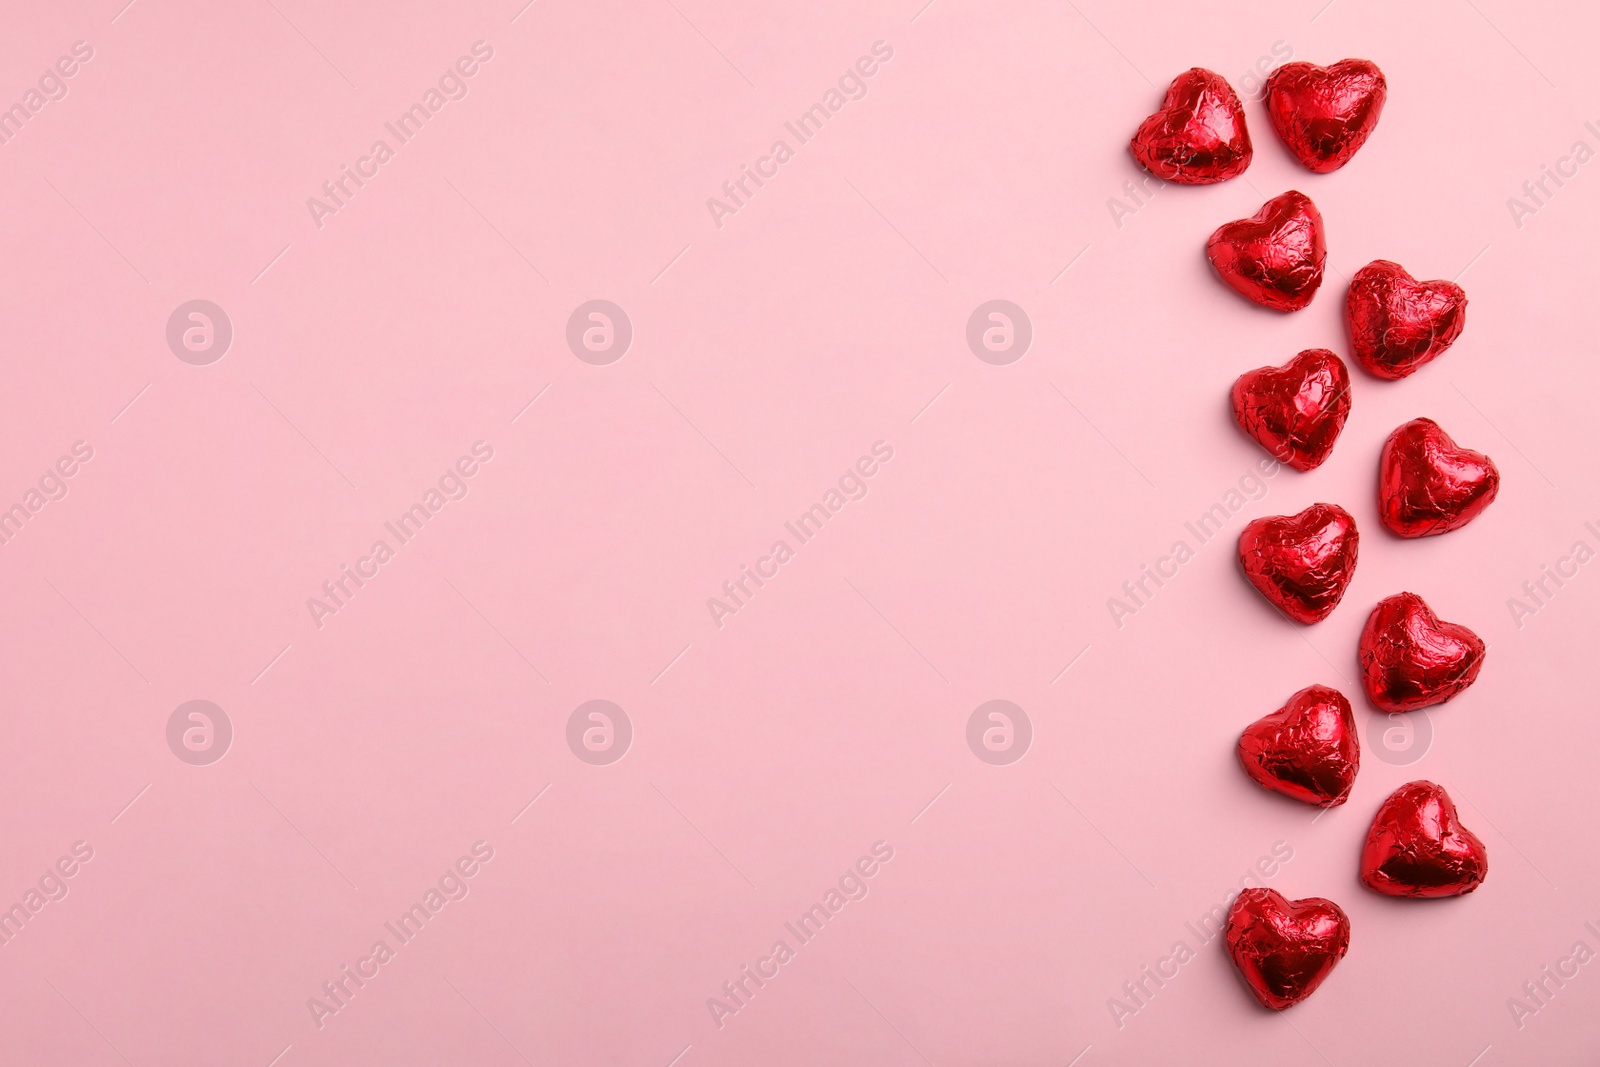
1131,58,1499,1013
1131,60,1386,183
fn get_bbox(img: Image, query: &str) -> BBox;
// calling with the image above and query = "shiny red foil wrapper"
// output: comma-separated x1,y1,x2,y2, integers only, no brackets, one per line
1225,888,1351,1010
1231,348,1352,471
1207,191,1326,312
1130,68,1253,184
1379,418,1500,537
1361,781,1488,898
1239,503,1358,624
1238,685,1359,807
1346,260,1467,379
1358,592,1485,712
1264,59,1388,173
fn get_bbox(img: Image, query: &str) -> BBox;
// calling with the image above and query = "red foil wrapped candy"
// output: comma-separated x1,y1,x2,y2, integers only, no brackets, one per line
1207,191,1327,312
1238,503,1359,624
1264,59,1388,173
1360,781,1488,898
1231,348,1352,471
1346,260,1467,379
1130,68,1253,184
1358,592,1485,712
1225,888,1351,1010
1238,685,1359,807
1379,418,1500,537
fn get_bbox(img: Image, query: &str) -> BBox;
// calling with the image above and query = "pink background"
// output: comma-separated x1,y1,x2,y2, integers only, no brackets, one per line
1,0,1597,1063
